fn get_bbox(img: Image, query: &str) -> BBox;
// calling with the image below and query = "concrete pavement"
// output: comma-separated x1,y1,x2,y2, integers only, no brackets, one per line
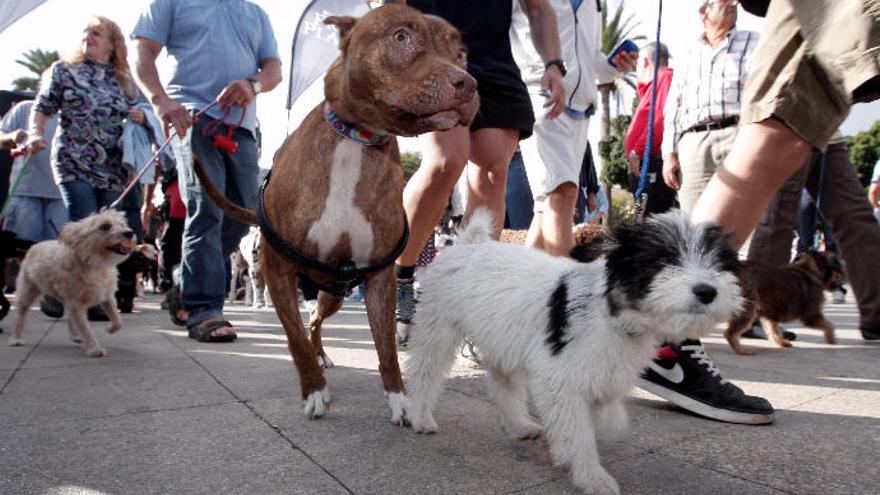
1,294,878,494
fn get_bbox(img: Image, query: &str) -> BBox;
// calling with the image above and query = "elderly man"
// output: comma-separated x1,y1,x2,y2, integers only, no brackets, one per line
624,42,675,215
661,0,758,213
638,0,775,426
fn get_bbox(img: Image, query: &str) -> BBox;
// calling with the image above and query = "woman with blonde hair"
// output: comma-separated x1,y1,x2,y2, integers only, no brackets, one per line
25,15,145,221
24,15,147,320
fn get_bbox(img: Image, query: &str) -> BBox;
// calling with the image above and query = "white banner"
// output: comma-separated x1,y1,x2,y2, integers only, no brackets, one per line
0,0,49,35
286,0,369,109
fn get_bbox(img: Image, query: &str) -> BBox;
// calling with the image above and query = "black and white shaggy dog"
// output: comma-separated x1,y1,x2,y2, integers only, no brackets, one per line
404,209,743,495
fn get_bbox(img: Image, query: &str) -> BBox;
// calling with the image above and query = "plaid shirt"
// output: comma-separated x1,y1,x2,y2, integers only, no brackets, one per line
661,29,759,155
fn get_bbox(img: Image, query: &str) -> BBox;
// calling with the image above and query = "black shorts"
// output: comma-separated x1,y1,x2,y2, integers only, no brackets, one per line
469,72,535,141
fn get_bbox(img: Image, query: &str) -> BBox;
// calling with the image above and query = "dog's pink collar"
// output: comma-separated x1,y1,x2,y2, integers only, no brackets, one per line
323,103,389,146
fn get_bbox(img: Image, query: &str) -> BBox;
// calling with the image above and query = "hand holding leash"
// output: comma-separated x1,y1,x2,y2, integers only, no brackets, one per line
217,80,257,109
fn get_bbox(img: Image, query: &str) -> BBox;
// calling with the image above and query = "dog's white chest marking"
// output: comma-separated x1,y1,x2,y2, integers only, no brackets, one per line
306,140,374,266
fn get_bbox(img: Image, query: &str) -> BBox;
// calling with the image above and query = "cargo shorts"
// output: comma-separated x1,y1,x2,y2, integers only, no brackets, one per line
741,0,880,149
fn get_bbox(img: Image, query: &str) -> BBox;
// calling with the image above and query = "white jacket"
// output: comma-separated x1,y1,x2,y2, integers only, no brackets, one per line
510,0,618,114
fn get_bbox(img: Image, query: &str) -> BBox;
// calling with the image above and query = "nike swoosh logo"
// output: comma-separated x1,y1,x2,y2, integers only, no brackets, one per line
647,361,685,384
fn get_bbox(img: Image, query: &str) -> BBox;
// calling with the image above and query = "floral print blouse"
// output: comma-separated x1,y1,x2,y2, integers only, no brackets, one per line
35,59,134,191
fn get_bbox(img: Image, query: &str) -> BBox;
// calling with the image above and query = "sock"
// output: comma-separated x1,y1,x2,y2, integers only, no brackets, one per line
395,265,415,282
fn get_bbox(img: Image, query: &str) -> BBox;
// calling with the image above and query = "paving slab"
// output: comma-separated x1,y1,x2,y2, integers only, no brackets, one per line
1,293,878,494
0,356,233,427
0,402,348,495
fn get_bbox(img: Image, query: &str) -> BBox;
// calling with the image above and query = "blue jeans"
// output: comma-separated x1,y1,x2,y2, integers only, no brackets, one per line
505,151,534,229
2,196,68,242
178,117,258,328
58,180,121,222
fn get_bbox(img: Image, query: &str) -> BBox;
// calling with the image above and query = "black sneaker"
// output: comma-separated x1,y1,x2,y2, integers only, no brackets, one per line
87,305,110,322
861,326,880,341
40,297,64,318
638,340,774,424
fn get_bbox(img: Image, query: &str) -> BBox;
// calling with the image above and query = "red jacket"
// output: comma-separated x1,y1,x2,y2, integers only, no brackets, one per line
625,67,673,159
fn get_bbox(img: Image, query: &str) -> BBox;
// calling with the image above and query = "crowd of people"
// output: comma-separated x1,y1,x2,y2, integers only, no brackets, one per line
2,0,879,430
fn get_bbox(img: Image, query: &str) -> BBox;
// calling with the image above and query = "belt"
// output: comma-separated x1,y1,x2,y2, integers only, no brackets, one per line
683,116,739,135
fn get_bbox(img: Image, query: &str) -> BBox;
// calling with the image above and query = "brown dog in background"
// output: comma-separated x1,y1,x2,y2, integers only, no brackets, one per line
724,250,845,355
192,5,478,422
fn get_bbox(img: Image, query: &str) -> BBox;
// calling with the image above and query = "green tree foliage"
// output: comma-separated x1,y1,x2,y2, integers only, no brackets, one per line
401,151,421,183
12,48,60,92
598,114,632,189
847,120,880,186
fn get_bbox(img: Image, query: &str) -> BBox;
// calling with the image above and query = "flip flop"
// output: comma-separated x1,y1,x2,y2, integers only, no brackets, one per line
188,317,237,343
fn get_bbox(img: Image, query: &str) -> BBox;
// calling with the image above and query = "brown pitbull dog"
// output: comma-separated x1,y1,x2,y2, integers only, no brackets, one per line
192,4,478,422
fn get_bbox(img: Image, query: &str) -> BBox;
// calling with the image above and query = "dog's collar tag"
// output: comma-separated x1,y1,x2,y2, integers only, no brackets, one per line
323,103,389,146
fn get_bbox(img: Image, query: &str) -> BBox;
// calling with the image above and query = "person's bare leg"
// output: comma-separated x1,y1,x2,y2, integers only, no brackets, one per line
397,126,470,266
466,128,520,239
539,182,578,256
691,119,812,249
525,210,545,249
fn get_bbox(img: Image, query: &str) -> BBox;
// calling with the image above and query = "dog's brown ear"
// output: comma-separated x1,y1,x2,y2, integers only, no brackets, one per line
324,16,357,49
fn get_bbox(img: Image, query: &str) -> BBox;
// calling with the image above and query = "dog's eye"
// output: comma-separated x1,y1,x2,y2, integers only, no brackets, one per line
457,49,467,64
393,28,410,43
99,223,112,231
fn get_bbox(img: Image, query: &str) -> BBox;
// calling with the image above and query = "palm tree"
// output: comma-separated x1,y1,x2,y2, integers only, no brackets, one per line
598,0,644,139
12,48,60,92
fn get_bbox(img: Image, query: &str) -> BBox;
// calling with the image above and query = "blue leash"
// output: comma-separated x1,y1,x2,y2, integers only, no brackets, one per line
634,0,663,218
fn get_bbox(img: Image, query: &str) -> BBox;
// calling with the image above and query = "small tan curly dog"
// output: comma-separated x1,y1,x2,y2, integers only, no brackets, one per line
9,210,137,357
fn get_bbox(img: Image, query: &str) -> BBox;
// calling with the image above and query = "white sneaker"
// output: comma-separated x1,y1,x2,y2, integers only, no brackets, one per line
831,289,846,304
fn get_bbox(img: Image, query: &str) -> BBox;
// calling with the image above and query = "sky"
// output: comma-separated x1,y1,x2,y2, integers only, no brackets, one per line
1,0,877,167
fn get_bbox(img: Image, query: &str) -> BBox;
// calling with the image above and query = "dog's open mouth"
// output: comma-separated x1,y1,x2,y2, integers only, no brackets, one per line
392,105,469,131
108,243,132,256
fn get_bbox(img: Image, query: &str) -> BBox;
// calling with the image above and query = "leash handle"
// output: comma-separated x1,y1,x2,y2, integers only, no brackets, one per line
110,100,220,210
633,0,664,204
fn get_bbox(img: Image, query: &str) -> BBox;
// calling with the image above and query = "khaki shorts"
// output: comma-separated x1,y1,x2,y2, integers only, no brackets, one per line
741,0,880,149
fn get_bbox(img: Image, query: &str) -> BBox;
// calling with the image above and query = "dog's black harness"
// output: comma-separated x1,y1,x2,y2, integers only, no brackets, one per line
256,171,409,297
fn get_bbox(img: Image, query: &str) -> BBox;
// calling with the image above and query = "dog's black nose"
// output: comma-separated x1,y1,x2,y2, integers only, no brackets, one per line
122,230,135,239
692,283,717,304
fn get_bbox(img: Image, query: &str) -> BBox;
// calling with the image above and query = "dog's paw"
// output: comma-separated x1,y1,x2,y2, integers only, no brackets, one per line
303,387,331,419
410,411,438,434
8,337,23,347
733,346,757,356
317,354,335,369
85,346,107,358
510,421,543,440
386,392,409,426
574,467,620,495
107,323,122,334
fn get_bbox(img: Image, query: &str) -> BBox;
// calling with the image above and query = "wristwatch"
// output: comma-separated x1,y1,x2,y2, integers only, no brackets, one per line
545,59,567,77
246,77,262,95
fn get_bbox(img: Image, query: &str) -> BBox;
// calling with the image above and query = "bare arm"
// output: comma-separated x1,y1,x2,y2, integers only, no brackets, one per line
519,0,565,118
24,111,52,153
133,37,191,138
869,183,880,210
216,57,282,108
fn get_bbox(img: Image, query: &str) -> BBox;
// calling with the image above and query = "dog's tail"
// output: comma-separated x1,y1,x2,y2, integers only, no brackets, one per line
456,207,494,245
192,158,258,225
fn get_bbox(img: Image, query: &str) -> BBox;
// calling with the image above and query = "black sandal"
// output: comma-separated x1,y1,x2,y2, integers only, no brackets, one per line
167,286,187,327
188,318,237,343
